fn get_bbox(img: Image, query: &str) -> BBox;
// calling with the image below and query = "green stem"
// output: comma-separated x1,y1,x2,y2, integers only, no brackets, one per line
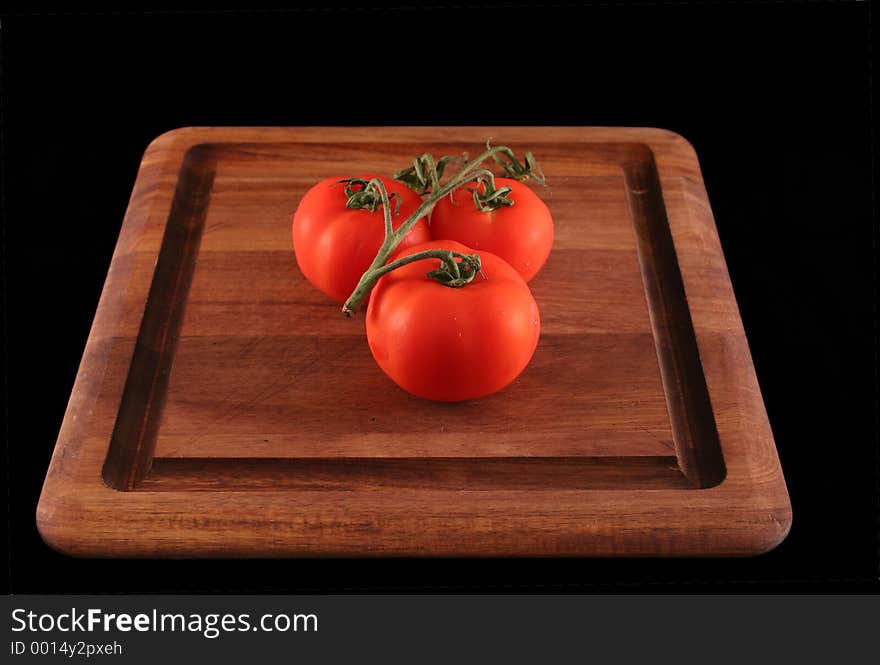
340,144,541,316
342,250,482,316
387,166,502,244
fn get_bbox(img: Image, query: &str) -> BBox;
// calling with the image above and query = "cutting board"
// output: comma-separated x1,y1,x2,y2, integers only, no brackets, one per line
36,127,791,557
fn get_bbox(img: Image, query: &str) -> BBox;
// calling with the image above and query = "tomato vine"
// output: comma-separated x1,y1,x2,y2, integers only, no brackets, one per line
341,143,545,316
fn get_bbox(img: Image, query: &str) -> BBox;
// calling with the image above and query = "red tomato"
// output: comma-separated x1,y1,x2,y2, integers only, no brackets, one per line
292,175,429,303
429,177,554,282
366,240,541,402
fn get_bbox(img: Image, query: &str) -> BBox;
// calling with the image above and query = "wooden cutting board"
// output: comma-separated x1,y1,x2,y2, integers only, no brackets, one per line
36,126,791,557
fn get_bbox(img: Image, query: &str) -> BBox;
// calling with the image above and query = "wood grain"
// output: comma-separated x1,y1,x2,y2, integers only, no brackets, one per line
36,127,791,557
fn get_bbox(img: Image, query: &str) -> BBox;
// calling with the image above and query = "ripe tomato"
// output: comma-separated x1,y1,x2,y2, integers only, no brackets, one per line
429,177,554,282
292,175,429,303
366,240,541,402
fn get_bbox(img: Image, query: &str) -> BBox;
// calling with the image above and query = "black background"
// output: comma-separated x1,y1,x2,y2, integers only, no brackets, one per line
2,2,876,593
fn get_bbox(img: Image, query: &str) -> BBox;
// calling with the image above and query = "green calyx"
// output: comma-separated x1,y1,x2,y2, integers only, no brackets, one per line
425,251,484,288
339,178,402,216
393,154,460,196
463,176,515,212
492,148,546,186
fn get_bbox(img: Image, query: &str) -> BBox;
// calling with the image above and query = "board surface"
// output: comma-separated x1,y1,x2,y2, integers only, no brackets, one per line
36,127,792,557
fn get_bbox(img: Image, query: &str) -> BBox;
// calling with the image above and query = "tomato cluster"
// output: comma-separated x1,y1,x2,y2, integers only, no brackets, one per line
291,152,553,402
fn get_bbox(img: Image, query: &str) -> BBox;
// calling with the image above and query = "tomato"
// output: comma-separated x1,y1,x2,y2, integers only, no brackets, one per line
366,240,541,402
292,175,430,303
429,177,554,282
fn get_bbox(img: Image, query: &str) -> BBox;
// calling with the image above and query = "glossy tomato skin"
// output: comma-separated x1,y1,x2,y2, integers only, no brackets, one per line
366,240,541,402
292,175,429,303
429,177,554,282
